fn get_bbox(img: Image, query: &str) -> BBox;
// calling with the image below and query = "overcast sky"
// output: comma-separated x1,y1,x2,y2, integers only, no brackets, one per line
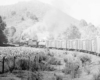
0,0,100,26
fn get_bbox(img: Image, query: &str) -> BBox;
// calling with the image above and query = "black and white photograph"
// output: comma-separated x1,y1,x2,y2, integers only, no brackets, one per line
0,0,100,80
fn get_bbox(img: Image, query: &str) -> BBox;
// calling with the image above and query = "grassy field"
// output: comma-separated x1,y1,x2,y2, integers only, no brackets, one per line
0,47,100,80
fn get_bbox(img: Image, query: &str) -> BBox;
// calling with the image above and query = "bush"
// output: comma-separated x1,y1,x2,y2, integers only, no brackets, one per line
47,52,54,57
63,56,82,78
28,72,43,80
16,59,29,70
13,52,56,72
48,57,61,65
79,55,91,65
31,55,55,71
31,61,43,71
3,57,16,73
54,74,63,80
0,16,8,45
93,73,100,80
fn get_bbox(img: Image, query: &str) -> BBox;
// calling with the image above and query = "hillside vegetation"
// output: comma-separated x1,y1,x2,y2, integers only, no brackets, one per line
0,47,100,80
0,0,99,43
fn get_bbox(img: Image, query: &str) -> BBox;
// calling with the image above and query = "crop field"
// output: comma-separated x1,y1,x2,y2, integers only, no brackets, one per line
0,47,100,80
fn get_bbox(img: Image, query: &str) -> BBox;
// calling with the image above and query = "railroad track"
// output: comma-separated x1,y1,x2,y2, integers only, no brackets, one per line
48,48,100,57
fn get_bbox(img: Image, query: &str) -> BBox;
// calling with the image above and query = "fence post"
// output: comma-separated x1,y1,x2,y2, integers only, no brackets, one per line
2,56,5,73
13,56,16,70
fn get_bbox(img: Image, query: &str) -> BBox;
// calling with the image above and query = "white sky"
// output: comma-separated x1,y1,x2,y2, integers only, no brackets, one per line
0,0,100,26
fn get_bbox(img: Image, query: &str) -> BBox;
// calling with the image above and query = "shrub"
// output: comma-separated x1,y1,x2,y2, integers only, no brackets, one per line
93,74,100,80
38,53,48,62
4,57,16,73
31,61,43,71
31,54,55,71
28,72,43,80
47,52,54,57
79,55,91,65
16,53,48,71
78,55,93,75
63,56,82,78
16,59,29,70
31,60,55,71
48,57,61,65
54,74,63,80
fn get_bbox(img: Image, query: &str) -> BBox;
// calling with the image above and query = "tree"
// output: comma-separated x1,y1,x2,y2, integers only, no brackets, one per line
0,16,7,45
4,26,16,37
88,23,97,32
79,19,88,27
64,24,81,40
27,12,39,22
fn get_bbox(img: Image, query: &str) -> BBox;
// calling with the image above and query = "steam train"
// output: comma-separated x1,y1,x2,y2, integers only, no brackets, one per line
46,39,97,52
19,36,100,54
19,39,46,48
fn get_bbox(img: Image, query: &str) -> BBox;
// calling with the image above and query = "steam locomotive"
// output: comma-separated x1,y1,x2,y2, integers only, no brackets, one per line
19,39,46,48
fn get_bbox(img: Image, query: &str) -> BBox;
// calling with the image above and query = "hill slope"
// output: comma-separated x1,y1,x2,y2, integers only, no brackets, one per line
0,0,98,43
